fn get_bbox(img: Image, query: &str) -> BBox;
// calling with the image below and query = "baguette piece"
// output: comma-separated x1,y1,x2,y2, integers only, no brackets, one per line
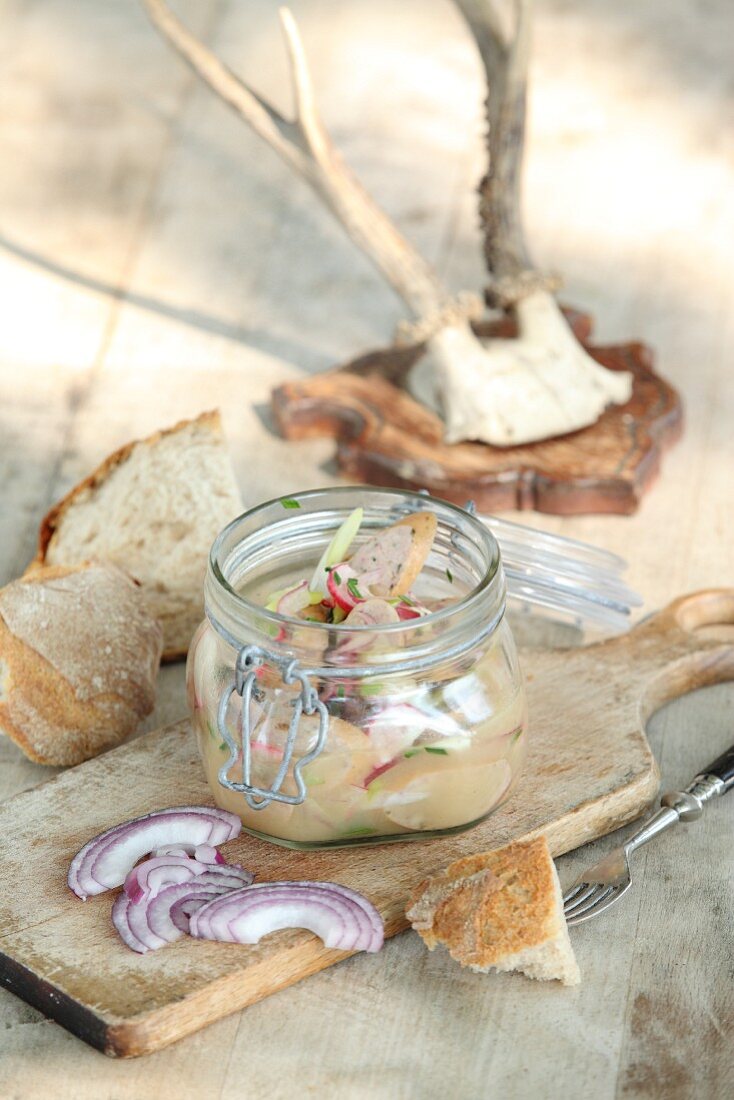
30,411,242,660
406,836,580,986
0,563,163,766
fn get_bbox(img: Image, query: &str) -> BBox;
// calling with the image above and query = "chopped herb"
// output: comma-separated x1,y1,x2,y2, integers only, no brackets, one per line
400,594,416,606
341,825,376,838
510,726,524,744
336,685,346,699
360,681,384,696
333,570,342,585
219,742,228,752
405,745,449,758
280,498,300,509
445,568,454,583
206,720,218,741
346,577,363,600
402,743,448,761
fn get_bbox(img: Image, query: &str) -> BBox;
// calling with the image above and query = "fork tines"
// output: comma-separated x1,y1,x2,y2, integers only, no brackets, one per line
563,882,630,926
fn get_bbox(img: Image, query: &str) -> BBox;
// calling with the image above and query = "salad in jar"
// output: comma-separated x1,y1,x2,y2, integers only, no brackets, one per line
188,489,527,848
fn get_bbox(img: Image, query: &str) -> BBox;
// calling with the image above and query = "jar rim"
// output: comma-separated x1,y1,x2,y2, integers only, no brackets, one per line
208,486,502,638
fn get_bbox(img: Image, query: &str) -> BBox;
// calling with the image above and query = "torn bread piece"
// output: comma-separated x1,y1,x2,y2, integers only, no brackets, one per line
0,563,163,766
407,836,580,986
29,411,242,661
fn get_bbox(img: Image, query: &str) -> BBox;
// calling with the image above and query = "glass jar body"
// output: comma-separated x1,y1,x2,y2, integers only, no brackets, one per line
187,488,527,849
188,617,526,847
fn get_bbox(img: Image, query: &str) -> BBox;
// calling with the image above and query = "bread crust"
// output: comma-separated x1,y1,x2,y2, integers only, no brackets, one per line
0,562,163,766
27,410,233,662
30,410,223,573
406,836,580,984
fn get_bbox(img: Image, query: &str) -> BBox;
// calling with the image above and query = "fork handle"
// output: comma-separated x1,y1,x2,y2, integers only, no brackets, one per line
661,741,734,819
624,740,734,855
624,805,681,854
694,742,734,792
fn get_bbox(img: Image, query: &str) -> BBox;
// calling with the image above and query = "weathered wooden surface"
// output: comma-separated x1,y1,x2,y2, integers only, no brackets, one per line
273,311,682,514
1,0,733,1094
2,589,733,1060
7,590,730,1057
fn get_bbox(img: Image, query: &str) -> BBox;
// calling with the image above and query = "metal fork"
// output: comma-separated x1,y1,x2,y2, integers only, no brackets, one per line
563,741,734,925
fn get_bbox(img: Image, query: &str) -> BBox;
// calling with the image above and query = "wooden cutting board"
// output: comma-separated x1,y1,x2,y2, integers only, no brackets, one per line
1,589,733,1058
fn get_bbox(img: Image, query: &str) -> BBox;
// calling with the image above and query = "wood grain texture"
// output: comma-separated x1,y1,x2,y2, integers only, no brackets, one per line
1,590,732,1057
272,309,682,516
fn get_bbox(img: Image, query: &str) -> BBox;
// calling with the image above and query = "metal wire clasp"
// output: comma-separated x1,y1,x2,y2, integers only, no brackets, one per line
216,644,329,812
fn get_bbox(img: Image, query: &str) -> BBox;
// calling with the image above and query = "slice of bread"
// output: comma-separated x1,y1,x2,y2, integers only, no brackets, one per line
30,411,242,661
0,563,163,766
406,836,580,986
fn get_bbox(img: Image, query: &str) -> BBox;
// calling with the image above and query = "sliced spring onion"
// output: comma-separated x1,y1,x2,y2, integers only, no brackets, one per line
309,507,364,595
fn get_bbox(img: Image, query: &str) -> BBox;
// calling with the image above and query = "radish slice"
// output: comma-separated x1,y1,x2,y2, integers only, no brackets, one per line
275,580,313,618
325,564,367,612
395,603,426,621
265,581,322,614
190,882,384,953
68,806,241,899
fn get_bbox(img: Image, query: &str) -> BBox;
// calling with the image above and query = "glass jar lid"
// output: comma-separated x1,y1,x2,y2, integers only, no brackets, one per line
480,513,642,634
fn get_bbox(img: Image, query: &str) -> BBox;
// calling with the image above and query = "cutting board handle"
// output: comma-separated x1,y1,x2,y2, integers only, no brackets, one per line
646,588,734,634
621,588,734,720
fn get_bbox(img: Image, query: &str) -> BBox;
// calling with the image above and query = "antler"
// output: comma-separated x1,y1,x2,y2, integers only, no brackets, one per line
455,0,532,282
145,0,632,447
143,1,445,320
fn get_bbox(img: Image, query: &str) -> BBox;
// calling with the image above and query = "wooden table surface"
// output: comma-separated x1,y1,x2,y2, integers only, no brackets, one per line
1,1,732,1096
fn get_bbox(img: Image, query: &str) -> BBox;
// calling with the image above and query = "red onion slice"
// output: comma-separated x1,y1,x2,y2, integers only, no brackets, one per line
147,878,244,942
190,882,384,954
153,844,225,865
112,871,253,954
68,806,241,899
182,867,255,891
124,855,211,903
125,853,251,903
111,894,150,953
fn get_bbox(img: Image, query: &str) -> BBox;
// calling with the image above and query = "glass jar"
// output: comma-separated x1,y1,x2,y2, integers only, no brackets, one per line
186,488,527,849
